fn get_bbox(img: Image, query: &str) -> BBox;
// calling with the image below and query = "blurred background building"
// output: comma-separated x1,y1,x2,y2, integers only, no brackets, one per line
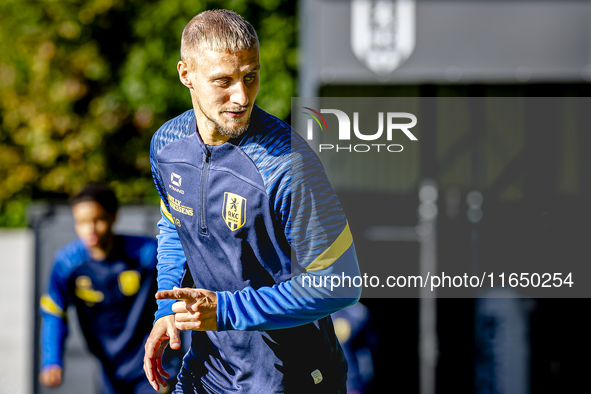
1,0,591,393
301,1,591,394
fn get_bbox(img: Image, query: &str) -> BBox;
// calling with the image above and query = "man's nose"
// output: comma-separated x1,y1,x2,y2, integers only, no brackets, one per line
230,81,248,106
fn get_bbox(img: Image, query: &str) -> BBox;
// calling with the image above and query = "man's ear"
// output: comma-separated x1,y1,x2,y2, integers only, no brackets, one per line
178,61,193,89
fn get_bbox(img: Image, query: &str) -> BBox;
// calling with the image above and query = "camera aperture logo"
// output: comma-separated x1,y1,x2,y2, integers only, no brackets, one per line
302,107,417,153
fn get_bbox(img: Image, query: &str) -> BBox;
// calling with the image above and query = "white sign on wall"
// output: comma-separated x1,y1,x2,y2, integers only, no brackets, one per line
351,0,416,75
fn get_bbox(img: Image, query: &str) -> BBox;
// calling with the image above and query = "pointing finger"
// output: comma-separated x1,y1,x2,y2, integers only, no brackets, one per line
156,288,195,301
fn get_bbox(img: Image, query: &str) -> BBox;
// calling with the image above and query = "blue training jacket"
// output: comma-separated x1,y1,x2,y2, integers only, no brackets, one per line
40,235,159,386
150,106,362,393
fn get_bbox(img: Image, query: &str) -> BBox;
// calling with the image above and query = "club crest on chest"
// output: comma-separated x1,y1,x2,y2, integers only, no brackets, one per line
222,192,246,231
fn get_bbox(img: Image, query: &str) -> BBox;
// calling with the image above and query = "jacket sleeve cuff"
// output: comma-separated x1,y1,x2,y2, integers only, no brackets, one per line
154,299,175,324
216,291,232,331
41,356,64,369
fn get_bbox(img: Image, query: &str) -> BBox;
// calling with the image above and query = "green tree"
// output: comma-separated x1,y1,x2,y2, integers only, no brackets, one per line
0,0,297,227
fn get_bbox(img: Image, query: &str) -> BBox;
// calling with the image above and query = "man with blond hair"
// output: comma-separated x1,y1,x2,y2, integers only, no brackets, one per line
144,9,361,393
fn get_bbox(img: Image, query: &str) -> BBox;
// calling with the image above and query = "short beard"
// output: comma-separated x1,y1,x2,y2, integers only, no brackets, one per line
196,96,250,139
214,117,250,139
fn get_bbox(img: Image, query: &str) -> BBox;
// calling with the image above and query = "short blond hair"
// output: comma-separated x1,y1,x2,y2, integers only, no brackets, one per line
181,10,259,67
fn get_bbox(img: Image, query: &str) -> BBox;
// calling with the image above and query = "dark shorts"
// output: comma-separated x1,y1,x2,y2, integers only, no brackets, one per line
172,367,347,394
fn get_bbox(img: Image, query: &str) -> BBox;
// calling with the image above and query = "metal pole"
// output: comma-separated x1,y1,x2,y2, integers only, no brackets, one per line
418,180,438,394
28,203,55,394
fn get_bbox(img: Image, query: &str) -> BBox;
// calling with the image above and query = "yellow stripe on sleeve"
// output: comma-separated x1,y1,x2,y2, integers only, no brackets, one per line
161,200,174,224
40,295,66,318
306,222,353,272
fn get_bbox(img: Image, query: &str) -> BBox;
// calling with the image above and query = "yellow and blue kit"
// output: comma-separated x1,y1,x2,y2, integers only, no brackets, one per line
151,106,362,393
40,235,162,393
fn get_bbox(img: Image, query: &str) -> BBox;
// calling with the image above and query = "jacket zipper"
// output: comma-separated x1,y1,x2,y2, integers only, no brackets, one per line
200,149,210,235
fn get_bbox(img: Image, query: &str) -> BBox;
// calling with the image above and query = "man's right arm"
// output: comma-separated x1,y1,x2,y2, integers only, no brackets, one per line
154,204,187,321
144,121,191,389
149,117,190,321
39,257,70,387
143,205,187,391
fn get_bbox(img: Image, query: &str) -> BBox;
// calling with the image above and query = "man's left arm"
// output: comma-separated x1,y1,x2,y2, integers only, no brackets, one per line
216,232,361,331
159,228,361,331
159,236,360,332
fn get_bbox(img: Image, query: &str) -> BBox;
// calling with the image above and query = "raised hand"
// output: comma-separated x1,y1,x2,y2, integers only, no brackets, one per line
156,287,217,331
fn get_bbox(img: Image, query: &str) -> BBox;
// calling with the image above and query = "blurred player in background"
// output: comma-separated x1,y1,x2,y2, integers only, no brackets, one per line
39,184,178,393
331,302,378,394
144,9,361,394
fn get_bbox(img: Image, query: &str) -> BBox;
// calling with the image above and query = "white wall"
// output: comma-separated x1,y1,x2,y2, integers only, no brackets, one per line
0,229,34,394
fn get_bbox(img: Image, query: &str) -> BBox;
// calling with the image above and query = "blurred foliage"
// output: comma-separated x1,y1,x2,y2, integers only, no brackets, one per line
0,0,297,227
